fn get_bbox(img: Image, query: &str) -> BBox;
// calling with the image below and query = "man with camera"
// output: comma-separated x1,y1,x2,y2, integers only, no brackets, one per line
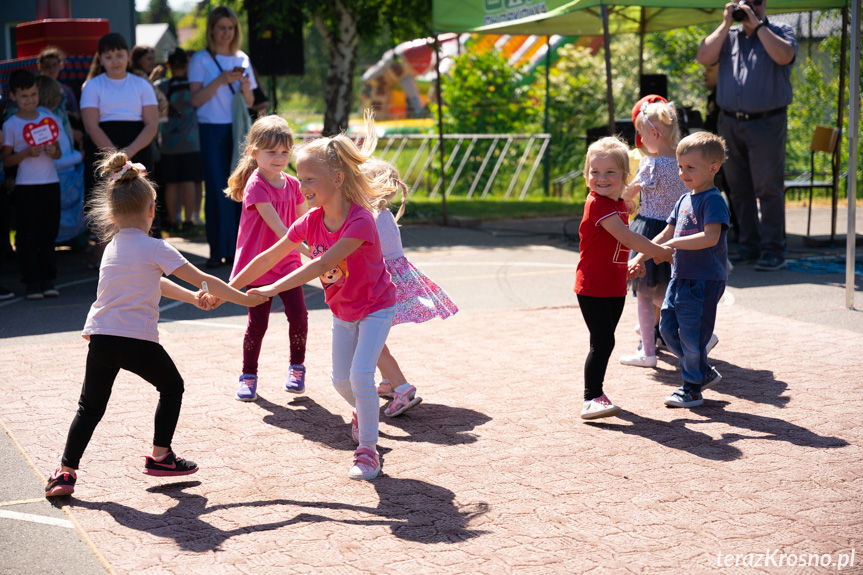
696,0,797,271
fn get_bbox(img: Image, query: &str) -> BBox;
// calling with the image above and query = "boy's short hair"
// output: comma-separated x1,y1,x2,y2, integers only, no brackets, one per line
677,132,727,166
9,69,37,93
167,47,188,70
38,46,65,65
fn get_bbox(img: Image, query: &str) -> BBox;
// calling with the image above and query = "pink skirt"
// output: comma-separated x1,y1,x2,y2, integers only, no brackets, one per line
385,256,458,326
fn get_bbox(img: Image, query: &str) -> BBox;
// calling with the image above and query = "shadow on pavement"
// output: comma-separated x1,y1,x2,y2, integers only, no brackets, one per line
68,477,489,550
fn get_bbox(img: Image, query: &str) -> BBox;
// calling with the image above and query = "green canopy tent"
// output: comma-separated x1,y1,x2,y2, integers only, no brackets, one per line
432,0,860,307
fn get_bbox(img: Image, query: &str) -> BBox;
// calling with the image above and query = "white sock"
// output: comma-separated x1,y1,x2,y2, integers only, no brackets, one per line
394,383,412,394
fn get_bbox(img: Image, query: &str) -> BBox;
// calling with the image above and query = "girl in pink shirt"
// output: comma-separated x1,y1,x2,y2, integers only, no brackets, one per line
225,116,310,402
226,112,396,481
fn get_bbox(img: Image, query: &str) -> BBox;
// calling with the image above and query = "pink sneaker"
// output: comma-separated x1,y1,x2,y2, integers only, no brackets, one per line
580,394,622,420
350,411,359,444
348,446,381,480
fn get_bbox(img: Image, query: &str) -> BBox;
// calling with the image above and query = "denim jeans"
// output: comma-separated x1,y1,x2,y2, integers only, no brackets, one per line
199,123,240,260
331,306,395,446
659,278,725,388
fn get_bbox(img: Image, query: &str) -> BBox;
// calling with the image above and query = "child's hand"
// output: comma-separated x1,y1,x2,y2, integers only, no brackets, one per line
248,286,277,298
192,289,212,310
245,292,268,306
627,261,645,279
624,199,637,215
27,145,43,157
655,245,674,263
44,143,60,159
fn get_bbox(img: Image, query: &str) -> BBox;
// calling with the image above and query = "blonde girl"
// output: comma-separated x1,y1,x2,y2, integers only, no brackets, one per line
575,137,673,421
362,158,458,417
45,152,264,498
225,112,396,481
225,115,310,401
619,100,690,368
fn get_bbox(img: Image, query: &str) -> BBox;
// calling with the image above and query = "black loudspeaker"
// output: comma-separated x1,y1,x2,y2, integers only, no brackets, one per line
639,74,667,100
587,120,636,147
247,2,304,76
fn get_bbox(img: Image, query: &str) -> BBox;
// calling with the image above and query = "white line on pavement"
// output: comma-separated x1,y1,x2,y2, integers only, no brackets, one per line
0,509,74,528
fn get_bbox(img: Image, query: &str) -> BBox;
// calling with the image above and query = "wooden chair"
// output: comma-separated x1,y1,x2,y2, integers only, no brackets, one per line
783,126,839,236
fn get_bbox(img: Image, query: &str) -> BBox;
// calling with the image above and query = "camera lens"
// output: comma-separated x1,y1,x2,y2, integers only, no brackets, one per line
732,7,746,21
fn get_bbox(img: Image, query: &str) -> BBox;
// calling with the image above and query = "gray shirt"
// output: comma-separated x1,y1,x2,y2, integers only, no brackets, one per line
716,20,798,114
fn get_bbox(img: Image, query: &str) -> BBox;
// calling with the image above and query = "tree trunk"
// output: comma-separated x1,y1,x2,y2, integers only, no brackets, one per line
316,1,359,136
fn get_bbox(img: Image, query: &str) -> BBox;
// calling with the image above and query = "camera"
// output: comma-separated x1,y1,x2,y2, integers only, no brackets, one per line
732,1,749,21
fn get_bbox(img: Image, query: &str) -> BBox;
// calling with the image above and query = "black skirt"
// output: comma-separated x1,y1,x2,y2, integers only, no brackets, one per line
83,121,154,204
628,214,672,300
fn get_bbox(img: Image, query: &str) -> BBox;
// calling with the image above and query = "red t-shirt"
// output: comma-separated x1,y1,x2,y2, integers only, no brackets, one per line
230,170,305,286
287,203,396,321
574,192,630,297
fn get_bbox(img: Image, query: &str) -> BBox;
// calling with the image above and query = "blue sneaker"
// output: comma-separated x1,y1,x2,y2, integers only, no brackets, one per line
701,367,723,391
285,364,306,394
235,373,258,402
664,385,703,408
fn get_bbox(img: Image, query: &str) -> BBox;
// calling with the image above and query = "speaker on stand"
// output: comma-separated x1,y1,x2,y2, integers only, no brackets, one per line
247,2,305,114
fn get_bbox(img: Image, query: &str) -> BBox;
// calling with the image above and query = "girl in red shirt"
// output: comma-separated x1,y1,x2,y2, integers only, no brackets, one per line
576,137,672,420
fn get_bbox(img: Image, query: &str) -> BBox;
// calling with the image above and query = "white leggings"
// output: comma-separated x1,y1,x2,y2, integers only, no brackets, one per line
331,305,395,446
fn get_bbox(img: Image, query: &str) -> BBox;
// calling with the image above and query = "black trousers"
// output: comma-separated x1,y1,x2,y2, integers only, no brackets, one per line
13,182,60,288
62,335,185,469
577,294,625,401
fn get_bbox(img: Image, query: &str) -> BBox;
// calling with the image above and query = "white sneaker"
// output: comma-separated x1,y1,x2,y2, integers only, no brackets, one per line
581,394,622,420
706,333,719,355
619,352,657,367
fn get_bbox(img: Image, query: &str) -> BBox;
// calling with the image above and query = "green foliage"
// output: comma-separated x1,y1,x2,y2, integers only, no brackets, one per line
141,0,177,31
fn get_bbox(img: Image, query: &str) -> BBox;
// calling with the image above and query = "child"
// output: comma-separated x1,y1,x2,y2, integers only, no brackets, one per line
618,99,689,368
575,137,673,420
362,158,458,417
155,47,203,234
44,152,264,497
629,132,730,408
2,69,63,300
225,114,310,401
224,112,396,480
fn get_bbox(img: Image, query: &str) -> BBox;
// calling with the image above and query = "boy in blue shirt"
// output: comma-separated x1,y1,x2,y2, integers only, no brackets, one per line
630,132,730,407
2,70,62,300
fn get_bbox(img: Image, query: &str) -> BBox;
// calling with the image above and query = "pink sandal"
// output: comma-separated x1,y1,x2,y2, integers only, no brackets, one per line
348,446,381,480
384,384,422,417
377,381,395,399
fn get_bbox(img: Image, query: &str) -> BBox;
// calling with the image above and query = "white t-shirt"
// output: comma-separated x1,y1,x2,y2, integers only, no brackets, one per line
1,110,61,185
82,228,188,343
80,73,158,122
188,49,257,124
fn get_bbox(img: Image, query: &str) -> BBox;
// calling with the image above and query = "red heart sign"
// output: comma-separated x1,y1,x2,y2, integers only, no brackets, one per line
22,117,60,147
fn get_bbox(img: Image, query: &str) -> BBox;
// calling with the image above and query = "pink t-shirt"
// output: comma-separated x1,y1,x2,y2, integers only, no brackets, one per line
82,228,188,343
287,203,396,321
230,170,305,286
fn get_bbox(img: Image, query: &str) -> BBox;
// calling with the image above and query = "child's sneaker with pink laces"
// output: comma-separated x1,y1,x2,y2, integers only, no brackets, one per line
235,373,258,402
284,364,306,394
348,446,381,480
580,394,622,420
45,468,76,497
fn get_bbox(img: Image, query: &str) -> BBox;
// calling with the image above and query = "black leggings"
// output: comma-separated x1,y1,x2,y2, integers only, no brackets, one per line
577,294,625,401
62,335,184,469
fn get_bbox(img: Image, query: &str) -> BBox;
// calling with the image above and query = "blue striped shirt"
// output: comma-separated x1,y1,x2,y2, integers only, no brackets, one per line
716,20,798,114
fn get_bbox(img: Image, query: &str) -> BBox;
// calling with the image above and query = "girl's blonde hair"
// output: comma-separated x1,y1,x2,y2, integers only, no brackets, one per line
206,6,242,54
86,151,156,242
361,157,408,222
297,111,397,213
225,114,294,201
583,136,631,186
635,101,680,149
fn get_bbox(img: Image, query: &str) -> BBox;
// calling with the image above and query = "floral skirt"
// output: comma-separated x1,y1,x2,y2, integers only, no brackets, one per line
386,256,459,326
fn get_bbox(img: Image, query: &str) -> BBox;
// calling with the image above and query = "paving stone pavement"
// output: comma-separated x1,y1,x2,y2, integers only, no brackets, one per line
2,298,863,574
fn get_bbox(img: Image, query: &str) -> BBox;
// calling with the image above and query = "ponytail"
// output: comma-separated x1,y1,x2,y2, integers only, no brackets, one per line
225,154,258,202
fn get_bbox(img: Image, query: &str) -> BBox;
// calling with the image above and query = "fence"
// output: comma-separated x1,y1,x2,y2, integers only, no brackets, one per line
295,133,552,201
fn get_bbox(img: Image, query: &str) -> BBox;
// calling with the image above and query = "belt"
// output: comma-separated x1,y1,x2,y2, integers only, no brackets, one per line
722,106,787,121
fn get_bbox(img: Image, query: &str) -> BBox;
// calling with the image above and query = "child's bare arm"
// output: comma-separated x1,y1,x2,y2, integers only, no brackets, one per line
665,222,723,251
254,202,289,238
169,264,266,307
229,235,301,290
2,144,42,167
600,216,674,262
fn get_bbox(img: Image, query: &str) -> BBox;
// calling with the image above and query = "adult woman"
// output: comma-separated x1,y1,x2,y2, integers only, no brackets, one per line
189,6,256,268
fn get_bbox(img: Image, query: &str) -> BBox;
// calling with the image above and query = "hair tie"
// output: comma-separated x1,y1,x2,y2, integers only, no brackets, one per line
112,161,146,180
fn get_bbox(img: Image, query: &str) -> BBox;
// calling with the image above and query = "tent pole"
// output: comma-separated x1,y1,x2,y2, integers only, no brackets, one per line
434,35,448,225
638,7,646,81
847,0,861,310
601,5,615,134
544,35,551,196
